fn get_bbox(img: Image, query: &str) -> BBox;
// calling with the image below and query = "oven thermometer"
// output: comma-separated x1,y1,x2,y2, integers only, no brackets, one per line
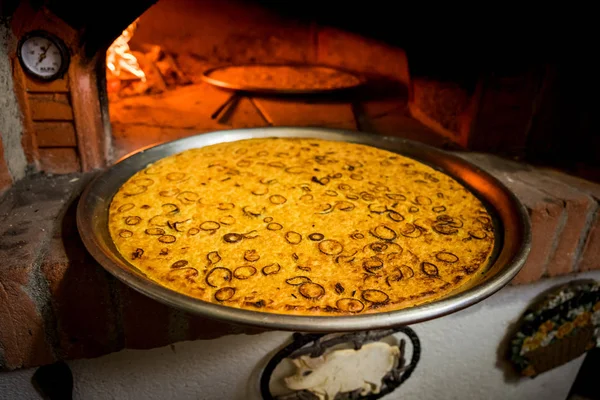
17,31,70,81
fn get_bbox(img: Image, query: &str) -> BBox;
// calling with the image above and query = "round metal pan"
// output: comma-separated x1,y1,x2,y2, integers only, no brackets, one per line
77,127,531,332
201,63,365,95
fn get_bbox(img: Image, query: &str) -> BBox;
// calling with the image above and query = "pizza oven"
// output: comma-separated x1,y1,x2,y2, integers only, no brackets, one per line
1,1,600,398
1,0,597,186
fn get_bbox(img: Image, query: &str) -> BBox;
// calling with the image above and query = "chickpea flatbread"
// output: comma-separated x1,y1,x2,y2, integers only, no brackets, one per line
109,138,495,315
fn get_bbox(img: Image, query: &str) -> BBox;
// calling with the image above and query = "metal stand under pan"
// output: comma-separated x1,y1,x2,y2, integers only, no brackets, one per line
201,63,369,130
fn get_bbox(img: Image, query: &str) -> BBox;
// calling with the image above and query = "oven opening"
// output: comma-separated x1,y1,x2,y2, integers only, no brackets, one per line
103,0,454,159
107,1,600,179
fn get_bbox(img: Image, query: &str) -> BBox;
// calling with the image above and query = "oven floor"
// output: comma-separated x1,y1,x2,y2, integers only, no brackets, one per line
109,81,449,161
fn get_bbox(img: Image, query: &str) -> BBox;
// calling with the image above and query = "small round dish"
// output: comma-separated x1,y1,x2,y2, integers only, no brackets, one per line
77,127,531,332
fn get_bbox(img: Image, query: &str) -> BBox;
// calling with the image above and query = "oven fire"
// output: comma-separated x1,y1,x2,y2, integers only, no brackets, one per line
106,17,190,98
106,19,145,83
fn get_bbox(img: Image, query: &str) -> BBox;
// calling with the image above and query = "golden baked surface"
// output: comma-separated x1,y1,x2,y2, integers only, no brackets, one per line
205,65,362,91
109,138,495,315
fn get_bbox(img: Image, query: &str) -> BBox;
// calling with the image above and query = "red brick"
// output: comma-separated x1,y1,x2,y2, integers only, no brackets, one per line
0,219,62,371
34,122,77,147
409,78,472,143
39,148,80,174
541,169,600,272
455,152,565,284
41,198,120,360
118,283,172,350
253,98,354,128
24,74,69,93
29,93,73,121
367,109,452,149
458,153,597,278
509,169,595,276
469,69,542,155
0,139,13,193
0,282,55,369
579,213,600,271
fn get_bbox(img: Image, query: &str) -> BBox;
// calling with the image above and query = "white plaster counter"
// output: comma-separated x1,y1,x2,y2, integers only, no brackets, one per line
1,271,599,400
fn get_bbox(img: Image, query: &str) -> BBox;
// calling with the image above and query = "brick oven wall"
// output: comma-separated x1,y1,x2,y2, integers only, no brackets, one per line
0,17,28,192
2,0,418,182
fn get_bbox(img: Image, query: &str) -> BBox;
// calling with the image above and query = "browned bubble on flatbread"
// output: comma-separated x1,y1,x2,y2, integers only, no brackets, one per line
108,138,495,315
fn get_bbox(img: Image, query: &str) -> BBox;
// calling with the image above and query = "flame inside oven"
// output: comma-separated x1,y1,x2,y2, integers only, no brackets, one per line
106,19,146,82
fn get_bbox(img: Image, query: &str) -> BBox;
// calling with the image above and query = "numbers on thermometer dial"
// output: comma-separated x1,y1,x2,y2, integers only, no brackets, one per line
18,32,68,80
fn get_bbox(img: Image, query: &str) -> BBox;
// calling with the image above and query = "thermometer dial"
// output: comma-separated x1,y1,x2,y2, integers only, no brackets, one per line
17,31,69,81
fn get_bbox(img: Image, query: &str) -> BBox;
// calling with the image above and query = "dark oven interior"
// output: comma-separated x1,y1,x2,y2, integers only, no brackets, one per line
2,0,598,182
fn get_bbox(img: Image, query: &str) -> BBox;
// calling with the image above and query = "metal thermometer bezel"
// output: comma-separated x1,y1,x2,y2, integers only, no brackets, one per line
17,30,70,81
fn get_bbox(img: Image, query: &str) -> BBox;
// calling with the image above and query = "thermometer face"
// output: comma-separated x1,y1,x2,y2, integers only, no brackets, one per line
18,32,69,80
